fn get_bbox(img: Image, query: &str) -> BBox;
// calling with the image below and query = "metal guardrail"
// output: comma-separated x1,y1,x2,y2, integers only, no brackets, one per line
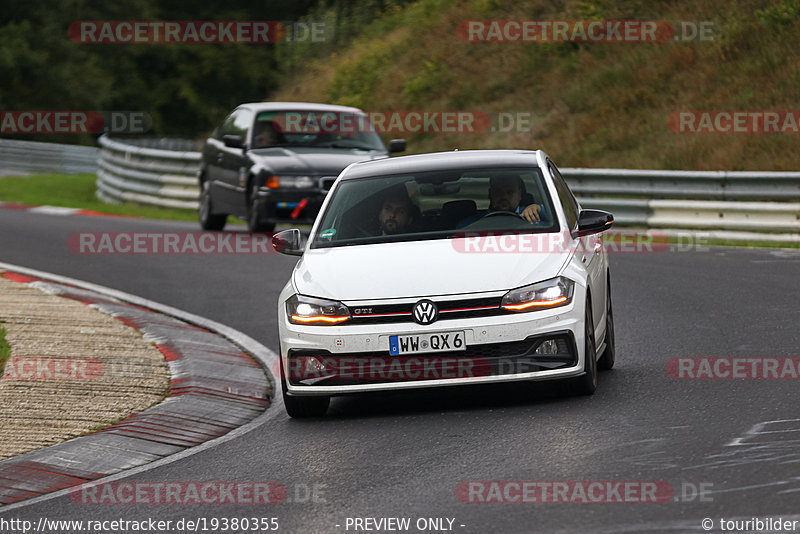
0,138,98,175
92,135,798,241
2,137,797,243
96,135,200,209
562,168,800,202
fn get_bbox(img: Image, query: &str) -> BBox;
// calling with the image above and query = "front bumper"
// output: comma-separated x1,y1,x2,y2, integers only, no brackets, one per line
278,297,586,396
255,187,330,224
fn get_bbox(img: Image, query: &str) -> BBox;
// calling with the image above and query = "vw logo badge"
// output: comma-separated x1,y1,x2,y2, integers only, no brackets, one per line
412,300,438,325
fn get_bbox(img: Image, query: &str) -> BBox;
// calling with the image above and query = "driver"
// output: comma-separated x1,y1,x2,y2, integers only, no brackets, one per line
488,175,542,223
458,175,542,228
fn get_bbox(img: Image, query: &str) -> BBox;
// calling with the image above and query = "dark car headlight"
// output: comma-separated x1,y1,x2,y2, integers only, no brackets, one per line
287,294,350,325
264,175,316,189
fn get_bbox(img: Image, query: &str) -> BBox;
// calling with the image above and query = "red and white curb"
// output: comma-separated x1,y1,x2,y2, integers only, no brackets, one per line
0,262,283,510
0,202,135,219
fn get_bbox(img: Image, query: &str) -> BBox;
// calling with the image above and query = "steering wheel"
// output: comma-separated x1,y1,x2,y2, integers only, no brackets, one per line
479,210,525,221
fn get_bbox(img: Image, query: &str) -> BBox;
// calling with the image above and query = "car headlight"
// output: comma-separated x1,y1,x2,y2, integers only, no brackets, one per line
287,294,350,325
501,276,574,311
266,175,316,189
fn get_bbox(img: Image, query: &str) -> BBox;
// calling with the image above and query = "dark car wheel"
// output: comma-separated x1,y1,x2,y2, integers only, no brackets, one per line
567,300,598,396
247,182,276,233
597,283,615,371
199,180,227,231
280,358,330,418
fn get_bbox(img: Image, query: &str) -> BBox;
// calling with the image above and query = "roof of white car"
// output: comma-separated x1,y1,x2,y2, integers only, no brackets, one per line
237,102,366,114
343,149,544,179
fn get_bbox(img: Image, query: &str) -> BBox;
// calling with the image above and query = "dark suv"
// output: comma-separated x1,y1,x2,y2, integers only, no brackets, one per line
199,102,405,231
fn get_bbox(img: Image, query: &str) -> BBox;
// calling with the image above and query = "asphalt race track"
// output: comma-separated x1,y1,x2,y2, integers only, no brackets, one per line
1,209,799,533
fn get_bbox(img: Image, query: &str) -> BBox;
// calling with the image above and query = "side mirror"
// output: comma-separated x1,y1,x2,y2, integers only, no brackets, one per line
573,209,614,238
272,229,305,256
389,139,406,153
223,134,245,149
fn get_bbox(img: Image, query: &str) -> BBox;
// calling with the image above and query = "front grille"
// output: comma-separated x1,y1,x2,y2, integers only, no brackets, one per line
348,296,504,325
287,332,576,387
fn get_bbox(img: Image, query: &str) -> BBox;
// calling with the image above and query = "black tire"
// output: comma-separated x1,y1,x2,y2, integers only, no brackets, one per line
247,181,276,233
199,180,227,231
597,282,615,371
567,299,598,396
280,358,330,418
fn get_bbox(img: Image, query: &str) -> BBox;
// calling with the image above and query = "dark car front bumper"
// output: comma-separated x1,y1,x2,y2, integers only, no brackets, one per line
255,187,329,224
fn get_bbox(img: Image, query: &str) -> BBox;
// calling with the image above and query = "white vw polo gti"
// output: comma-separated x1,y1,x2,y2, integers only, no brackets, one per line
273,150,615,417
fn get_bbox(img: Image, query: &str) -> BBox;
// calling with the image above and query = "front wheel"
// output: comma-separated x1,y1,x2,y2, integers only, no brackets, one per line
247,182,276,232
597,284,615,371
199,180,227,231
566,300,598,396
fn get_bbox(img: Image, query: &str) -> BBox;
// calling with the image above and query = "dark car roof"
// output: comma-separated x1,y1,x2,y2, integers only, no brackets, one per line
342,150,544,179
236,102,367,115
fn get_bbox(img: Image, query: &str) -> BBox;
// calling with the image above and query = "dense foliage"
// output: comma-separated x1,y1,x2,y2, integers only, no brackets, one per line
0,0,405,142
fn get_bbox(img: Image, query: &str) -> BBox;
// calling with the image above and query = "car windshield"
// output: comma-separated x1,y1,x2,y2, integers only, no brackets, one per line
310,166,559,249
251,110,386,151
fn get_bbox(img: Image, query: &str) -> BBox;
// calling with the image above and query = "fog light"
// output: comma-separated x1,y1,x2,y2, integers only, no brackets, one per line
533,337,570,356
304,357,326,376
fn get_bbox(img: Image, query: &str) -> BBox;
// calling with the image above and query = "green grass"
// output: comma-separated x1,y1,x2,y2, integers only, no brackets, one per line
695,238,800,249
272,0,800,171
0,173,200,222
0,325,10,376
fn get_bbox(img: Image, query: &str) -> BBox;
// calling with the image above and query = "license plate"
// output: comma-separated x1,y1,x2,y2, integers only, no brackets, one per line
389,331,466,355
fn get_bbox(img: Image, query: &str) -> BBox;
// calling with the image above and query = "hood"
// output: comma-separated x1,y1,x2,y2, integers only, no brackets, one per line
293,237,570,301
250,147,387,175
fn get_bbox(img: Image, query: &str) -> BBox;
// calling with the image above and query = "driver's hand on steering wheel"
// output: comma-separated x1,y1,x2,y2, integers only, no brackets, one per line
520,204,542,223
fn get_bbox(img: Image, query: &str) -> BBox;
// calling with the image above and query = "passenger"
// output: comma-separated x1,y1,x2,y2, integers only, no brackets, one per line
377,187,416,235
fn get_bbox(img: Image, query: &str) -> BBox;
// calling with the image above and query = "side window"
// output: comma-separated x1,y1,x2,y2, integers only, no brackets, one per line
548,161,579,230
215,110,240,139
232,109,253,139
215,109,253,140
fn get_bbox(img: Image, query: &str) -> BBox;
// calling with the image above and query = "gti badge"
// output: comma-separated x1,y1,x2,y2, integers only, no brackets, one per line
412,300,438,325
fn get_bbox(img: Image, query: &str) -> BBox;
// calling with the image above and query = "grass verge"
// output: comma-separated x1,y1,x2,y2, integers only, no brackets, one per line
0,325,10,376
0,173,200,221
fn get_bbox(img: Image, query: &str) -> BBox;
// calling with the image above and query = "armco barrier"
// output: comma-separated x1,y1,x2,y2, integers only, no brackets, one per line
562,167,800,201
96,135,201,209
0,138,98,175
2,137,798,242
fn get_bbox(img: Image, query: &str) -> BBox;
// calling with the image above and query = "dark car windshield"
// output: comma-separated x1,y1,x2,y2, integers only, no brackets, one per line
252,110,386,151
310,167,559,249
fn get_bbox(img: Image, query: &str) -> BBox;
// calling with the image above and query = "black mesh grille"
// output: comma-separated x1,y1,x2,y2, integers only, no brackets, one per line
287,332,576,387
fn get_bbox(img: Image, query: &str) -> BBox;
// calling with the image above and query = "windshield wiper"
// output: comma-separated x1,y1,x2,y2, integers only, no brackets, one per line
321,143,378,150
